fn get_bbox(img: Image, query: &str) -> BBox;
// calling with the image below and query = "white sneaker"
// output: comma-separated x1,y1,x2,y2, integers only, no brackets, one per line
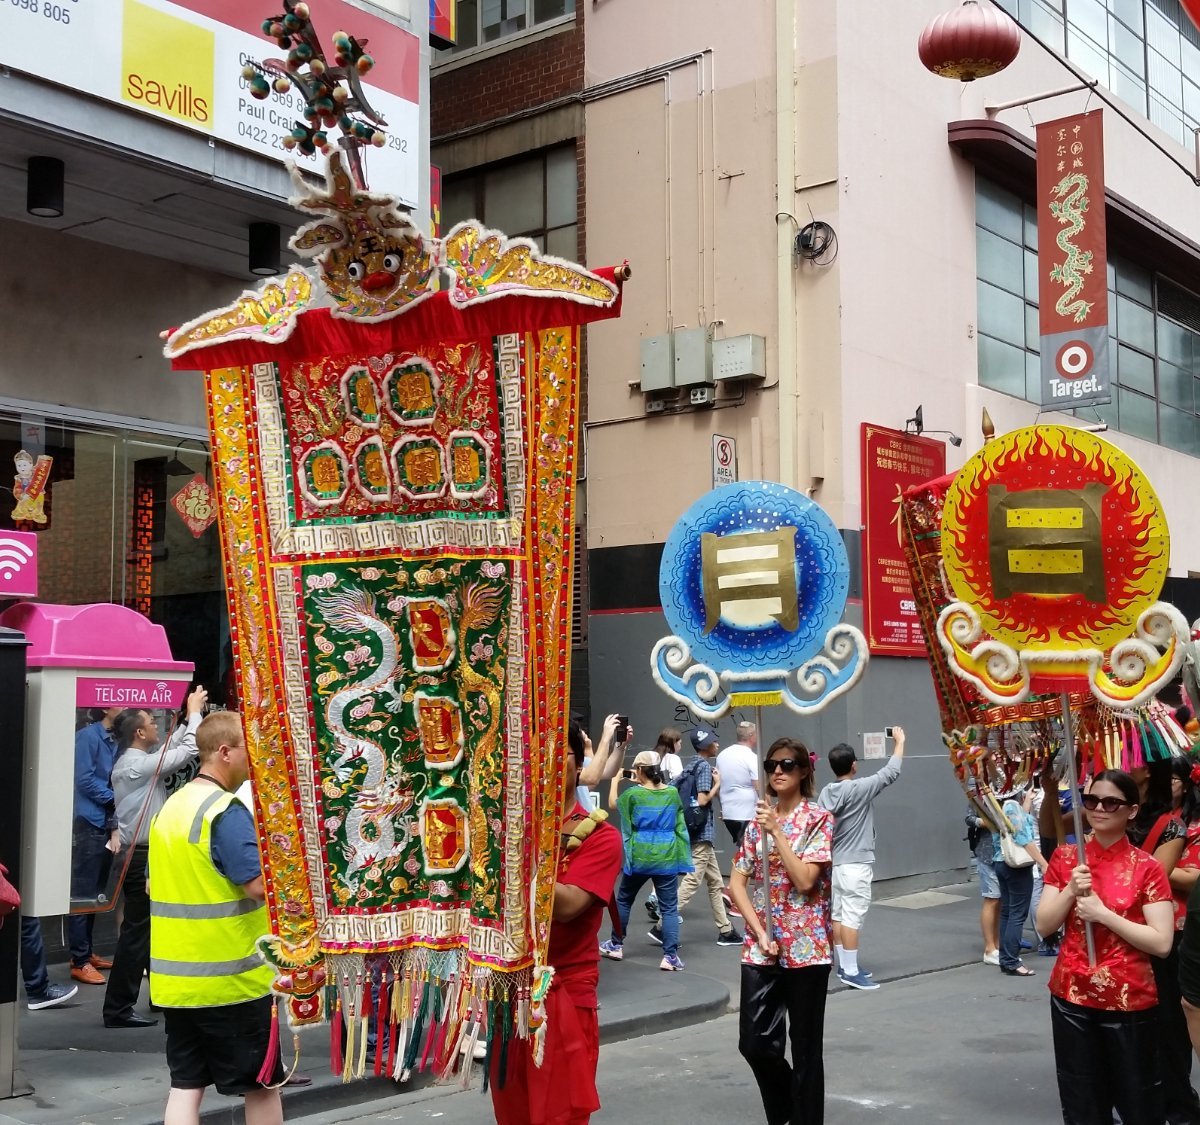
982,950,1000,966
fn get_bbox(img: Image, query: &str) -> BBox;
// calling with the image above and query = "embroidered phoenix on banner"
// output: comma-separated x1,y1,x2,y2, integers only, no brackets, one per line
166,153,626,1078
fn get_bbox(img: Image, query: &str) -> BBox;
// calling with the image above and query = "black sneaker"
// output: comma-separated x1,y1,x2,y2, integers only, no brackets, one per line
647,925,664,945
716,929,743,946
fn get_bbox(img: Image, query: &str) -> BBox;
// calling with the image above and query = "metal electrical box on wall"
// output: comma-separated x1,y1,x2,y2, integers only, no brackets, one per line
712,334,766,382
639,334,676,392
674,327,714,386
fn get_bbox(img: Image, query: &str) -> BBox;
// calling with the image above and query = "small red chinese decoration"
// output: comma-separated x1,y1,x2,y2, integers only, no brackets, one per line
170,473,217,538
919,0,1021,82
1183,2,1200,37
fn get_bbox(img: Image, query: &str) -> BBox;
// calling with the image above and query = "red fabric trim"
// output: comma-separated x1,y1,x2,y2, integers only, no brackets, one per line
170,267,625,371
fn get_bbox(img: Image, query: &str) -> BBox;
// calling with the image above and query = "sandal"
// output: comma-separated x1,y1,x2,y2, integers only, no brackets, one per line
1001,965,1035,977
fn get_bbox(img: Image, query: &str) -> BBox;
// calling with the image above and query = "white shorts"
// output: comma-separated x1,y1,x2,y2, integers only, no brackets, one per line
831,863,873,930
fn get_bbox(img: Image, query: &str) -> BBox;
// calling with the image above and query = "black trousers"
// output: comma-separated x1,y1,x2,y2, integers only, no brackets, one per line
724,820,748,847
1153,932,1200,1124
739,962,829,1125
103,845,149,1021
1051,994,1164,1125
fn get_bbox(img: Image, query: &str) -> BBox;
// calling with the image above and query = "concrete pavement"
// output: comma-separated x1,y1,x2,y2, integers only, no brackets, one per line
2,865,984,1125
312,965,1063,1125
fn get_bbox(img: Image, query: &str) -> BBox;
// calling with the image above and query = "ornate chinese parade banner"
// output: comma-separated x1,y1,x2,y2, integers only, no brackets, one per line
1036,110,1110,410
167,152,626,1071
860,424,945,657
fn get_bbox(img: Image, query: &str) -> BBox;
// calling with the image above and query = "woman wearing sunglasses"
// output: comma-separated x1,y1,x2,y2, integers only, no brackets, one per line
1037,769,1175,1124
729,738,833,1125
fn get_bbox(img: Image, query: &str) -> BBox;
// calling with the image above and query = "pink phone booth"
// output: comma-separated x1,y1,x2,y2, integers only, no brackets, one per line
0,603,194,915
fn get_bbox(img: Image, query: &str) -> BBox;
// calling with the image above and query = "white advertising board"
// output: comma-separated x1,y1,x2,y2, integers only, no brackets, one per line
0,0,422,204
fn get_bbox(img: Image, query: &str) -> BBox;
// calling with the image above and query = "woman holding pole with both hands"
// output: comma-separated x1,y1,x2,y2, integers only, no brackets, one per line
1036,769,1175,1125
728,737,833,1125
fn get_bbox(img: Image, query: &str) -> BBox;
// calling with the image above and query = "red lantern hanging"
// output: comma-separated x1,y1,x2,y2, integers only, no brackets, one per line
919,1,1021,82
1182,2,1200,36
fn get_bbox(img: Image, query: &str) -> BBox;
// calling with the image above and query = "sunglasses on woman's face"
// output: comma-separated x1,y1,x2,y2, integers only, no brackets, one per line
1081,793,1133,813
766,758,803,774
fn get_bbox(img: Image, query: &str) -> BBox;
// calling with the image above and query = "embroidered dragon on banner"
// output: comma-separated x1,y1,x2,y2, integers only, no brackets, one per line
319,587,415,888
1048,172,1094,325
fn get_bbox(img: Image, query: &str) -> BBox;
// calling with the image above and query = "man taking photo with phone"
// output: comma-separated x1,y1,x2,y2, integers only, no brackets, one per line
817,726,905,990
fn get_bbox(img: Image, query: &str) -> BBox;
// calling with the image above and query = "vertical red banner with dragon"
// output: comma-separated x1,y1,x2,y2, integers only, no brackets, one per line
1036,110,1110,410
166,154,626,1076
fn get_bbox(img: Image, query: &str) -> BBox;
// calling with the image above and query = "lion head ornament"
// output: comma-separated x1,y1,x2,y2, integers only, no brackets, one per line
289,152,436,321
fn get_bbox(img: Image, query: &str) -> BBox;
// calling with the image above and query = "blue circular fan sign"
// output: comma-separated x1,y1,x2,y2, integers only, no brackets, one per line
658,481,851,673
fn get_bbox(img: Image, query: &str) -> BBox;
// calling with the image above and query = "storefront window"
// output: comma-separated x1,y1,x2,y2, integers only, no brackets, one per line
0,415,230,699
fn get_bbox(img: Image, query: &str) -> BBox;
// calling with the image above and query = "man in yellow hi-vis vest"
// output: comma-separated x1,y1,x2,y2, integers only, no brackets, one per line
149,710,282,1125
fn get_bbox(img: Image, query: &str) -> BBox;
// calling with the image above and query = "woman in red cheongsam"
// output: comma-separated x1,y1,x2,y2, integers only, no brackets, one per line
1037,769,1175,1125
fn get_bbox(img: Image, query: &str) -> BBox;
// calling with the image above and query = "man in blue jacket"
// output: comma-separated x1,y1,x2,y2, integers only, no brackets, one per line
69,706,122,985
817,726,905,990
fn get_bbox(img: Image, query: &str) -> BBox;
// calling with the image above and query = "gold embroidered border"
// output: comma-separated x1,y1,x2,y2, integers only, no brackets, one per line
206,366,319,962
525,326,580,966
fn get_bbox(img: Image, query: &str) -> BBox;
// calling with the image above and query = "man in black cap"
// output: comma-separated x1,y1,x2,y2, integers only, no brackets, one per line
650,729,743,948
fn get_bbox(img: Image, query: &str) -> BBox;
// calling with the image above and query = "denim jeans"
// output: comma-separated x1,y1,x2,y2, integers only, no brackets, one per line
994,861,1033,971
613,872,679,956
20,917,49,997
67,817,113,967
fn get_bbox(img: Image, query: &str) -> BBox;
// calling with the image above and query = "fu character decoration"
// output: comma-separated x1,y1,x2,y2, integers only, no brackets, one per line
651,481,869,943
937,424,1188,962
652,481,868,720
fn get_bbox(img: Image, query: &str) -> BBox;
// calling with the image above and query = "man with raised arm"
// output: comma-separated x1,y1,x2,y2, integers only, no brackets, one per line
817,726,905,990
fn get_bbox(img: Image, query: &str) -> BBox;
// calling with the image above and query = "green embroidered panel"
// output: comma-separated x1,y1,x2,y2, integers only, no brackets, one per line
302,557,511,919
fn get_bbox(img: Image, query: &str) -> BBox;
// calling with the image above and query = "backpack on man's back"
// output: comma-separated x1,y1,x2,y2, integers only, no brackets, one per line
673,759,711,841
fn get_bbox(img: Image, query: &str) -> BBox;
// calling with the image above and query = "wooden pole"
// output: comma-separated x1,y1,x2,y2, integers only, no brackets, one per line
756,706,772,946
1059,693,1097,966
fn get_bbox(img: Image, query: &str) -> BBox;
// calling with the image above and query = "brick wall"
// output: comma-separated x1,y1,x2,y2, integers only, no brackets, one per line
431,0,585,139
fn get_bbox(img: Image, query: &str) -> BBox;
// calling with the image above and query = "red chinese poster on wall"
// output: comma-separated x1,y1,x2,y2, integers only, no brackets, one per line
860,423,946,656
1036,110,1110,409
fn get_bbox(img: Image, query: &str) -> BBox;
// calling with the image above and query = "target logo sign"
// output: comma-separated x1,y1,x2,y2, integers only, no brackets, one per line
1041,326,1109,408
1056,339,1094,379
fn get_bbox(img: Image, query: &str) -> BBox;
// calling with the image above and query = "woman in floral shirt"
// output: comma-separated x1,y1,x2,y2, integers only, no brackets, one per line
729,737,832,1125
1036,769,1174,1125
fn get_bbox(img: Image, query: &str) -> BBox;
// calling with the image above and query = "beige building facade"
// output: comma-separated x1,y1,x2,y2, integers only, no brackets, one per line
436,0,1200,877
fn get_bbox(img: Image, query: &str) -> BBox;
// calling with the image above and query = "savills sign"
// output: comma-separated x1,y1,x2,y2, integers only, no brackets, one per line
1036,110,1111,410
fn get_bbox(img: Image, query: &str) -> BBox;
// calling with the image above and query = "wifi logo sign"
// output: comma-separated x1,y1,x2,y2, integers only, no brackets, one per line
0,531,39,597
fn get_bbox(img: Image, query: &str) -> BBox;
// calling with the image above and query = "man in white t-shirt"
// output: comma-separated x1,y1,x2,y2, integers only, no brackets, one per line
715,721,760,847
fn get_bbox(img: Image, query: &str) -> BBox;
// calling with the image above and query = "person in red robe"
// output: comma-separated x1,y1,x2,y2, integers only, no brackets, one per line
1037,769,1175,1125
490,721,622,1125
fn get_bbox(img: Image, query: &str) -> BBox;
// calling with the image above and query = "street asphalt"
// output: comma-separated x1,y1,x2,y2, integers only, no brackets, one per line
21,815,1200,1125
4,863,988,1122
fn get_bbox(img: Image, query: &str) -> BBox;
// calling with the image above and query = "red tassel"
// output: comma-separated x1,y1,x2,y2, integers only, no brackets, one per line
256,998,281,1086
419,1006,438,1073
386,993,400,1077
330,997,344,1076
374,975,388,1078
430,1006,451,1073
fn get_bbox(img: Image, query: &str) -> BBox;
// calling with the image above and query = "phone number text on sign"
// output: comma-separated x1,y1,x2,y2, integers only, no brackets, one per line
9,0,74,25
